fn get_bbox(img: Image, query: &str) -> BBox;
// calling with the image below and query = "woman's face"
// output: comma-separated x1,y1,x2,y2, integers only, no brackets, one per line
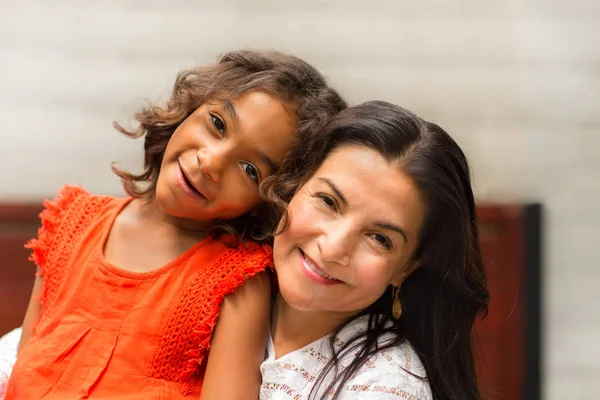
273,144,425,317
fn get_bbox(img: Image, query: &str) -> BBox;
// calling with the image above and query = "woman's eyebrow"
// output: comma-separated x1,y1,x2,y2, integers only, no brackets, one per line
374,222,408,243
317,177,347,206
317,177,409,242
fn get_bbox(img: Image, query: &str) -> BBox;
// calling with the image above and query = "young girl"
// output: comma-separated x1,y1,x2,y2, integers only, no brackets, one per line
5,50,346,399
259,101,489,399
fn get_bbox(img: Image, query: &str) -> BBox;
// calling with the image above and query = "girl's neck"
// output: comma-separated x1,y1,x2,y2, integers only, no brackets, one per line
103,196,210,274
139,196,212,235
270,293,357,359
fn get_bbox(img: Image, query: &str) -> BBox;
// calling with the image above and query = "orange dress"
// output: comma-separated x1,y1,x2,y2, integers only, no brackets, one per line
5,185,273,399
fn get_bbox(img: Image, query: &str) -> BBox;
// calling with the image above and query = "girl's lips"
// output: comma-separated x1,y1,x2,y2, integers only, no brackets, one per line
177,161,208,199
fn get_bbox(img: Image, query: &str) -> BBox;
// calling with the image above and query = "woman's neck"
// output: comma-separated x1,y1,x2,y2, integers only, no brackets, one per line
270,293,357,359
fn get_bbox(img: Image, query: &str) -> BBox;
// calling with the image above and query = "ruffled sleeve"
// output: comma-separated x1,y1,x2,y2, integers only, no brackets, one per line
25,185,90,307
182,241,273,384
148,240,273,394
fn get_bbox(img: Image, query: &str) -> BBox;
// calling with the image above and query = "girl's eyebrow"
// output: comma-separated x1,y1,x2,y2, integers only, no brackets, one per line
253,150,278,173
219,99,239,124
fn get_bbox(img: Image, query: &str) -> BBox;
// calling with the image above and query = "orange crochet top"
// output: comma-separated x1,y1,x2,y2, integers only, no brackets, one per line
5,185,273,399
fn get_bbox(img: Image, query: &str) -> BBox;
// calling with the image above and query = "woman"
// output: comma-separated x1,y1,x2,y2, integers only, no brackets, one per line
260,101,490,399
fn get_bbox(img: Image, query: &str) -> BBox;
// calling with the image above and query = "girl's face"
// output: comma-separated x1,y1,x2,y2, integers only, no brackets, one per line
273,144,425,319
156,91,296,224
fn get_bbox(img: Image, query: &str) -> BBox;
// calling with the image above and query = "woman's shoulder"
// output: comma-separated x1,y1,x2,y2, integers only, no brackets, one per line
372,333,428,380
337,317,433,399
344,340,431,398
261,316,433,399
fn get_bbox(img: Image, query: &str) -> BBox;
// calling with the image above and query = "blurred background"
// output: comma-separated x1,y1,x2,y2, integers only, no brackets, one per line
0,1,598,399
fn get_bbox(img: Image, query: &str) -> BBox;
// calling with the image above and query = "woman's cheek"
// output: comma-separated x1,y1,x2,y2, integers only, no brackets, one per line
287,198,320,233
355,256,394,292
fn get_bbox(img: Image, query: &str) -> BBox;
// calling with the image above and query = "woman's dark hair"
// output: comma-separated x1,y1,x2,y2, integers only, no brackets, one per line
261,101,490,400
112,49,346,242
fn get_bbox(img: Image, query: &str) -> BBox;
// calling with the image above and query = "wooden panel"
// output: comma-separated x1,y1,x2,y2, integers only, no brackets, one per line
475,204,541,400
0,204,42,336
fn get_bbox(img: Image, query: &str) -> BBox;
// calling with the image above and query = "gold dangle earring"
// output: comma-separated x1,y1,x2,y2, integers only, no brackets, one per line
392,285,402,319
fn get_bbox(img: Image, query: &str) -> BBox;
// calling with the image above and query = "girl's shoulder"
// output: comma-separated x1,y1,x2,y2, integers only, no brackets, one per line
26,184,123,271
207,239,273,274
41,184,91,219
36,184,118,223
195,238,274,297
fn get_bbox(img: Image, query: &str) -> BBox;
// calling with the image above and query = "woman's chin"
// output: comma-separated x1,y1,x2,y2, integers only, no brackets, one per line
277,281,321,313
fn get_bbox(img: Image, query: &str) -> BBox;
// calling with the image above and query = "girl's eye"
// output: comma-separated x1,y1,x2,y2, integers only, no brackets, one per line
240,162,259,183
210,114,225,136
370,232,392,250
316,194,337,210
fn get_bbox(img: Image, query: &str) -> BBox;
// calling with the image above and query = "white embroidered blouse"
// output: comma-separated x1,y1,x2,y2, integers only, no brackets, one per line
260,316,433,399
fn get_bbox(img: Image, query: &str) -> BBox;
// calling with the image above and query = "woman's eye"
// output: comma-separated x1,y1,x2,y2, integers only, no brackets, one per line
370,232,392,249
317,194,337,210
210,114,225,135
240,162,259,183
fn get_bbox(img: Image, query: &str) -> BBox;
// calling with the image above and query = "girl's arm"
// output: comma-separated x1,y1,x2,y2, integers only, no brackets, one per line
200,271,271,400
18,273,43,355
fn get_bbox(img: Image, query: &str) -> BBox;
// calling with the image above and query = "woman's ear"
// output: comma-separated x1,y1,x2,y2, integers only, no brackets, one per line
390,259,421,287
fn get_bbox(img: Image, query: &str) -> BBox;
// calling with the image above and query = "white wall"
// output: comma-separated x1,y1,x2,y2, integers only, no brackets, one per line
1,1,598,398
